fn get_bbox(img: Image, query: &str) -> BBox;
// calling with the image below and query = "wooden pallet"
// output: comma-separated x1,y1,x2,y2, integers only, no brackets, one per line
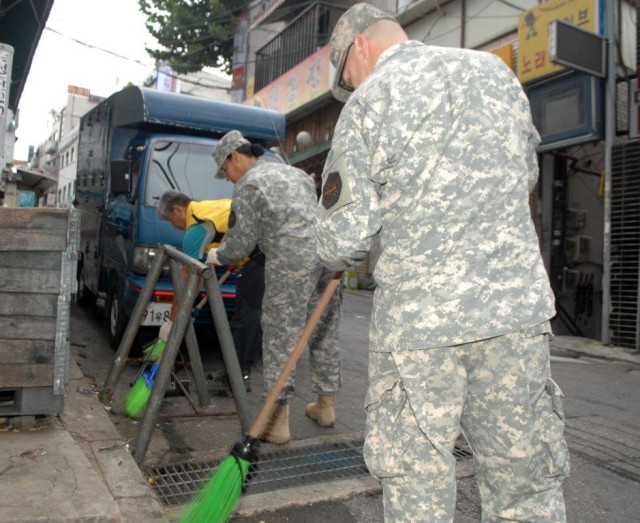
0,207,80,416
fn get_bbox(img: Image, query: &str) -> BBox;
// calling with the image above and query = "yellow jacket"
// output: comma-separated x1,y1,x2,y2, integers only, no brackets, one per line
187,199,231,232
186,199,231,250
186,199,251,268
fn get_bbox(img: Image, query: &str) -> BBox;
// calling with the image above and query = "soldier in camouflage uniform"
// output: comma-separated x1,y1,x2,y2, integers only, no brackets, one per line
316,4,568,522
208,130,342,445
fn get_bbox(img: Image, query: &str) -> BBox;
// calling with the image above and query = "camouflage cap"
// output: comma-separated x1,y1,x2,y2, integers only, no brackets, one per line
330,3,396,102
213,130,250,179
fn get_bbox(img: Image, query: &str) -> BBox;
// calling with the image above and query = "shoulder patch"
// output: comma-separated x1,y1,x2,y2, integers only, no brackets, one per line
322,171,342,209
319,153,353,218
228,209,236,229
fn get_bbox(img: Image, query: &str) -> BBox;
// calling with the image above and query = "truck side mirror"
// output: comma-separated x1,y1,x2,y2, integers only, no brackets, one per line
110,160,132,194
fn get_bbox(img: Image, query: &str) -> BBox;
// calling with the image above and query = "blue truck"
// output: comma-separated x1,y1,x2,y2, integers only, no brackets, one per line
75,86,285,348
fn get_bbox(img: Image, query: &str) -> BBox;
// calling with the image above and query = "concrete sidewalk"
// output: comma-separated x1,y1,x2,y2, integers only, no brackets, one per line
0,352,167,523
1,330,638,522
550,334,640,366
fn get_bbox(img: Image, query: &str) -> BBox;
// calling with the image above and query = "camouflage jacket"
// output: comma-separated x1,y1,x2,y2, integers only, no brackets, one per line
217,158,319,284
316,40,555,351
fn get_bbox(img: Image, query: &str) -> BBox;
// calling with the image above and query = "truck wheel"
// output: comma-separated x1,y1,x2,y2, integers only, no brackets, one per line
106,278,128,349
76,264,97,307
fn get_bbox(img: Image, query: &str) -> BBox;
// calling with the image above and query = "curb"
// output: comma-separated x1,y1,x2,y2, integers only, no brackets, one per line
63,358,169,522
550,335,640,367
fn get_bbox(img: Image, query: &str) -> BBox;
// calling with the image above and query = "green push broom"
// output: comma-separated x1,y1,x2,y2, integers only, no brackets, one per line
180,271,343,523
124,269,233,418
124,360,161,417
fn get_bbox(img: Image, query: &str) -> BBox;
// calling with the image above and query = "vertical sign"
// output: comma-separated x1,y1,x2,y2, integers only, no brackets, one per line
548,19,605,78
156,64,180,93
518,0,602,84
0,43,14,172
231,12,249,103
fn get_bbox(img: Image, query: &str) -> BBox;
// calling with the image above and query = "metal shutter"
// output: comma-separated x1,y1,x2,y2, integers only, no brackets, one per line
610,141,640,349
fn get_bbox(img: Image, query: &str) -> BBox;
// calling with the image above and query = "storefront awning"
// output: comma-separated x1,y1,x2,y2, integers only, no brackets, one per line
15,166,56,195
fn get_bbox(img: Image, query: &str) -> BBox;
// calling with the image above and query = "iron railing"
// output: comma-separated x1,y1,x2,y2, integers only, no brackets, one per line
254,2,346,92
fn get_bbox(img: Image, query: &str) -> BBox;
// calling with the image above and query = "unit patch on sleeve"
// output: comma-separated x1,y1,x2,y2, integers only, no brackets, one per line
228,209,236,229
322,171,342,209
319,153,353,218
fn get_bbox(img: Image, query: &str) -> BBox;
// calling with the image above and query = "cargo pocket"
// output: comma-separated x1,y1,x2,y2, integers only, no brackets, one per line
363,380,410,480
540,378,570,480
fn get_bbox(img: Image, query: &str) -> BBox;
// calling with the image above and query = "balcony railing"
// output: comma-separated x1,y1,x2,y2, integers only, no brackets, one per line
254,2,346,92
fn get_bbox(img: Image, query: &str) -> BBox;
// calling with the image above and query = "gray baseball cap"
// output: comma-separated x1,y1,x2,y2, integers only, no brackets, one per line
213,130,250,179
330,3,396,102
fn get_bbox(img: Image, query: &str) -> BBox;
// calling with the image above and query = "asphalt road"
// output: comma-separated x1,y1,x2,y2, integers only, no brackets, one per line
70,291,640,522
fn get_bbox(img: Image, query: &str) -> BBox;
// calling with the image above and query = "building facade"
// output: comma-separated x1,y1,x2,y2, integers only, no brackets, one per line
30,85,104,207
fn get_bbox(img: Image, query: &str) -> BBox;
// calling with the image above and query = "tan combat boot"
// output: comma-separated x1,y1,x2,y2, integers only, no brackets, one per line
260,404,290,445
305,395,336,428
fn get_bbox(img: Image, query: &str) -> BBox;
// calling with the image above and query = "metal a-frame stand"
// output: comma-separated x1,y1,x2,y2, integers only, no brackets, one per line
99,244,251,463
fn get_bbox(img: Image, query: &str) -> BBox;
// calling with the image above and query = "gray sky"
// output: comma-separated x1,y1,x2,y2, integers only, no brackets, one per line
15,0,157,161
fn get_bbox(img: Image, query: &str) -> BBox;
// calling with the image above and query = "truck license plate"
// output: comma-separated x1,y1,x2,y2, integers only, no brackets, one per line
141,303,171,326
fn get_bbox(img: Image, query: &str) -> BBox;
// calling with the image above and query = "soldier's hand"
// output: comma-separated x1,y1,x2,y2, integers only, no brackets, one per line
206,248,220,266
159,319,172,342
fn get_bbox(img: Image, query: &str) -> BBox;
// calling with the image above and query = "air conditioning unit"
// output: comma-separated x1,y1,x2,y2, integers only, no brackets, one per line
565,235,591,263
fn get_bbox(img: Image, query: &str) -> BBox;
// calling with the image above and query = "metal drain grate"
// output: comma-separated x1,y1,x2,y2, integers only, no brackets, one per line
453,446,473,460
145,438,473,507
243,438,368,495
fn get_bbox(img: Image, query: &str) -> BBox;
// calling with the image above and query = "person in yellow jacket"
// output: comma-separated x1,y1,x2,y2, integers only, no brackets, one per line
157,190,264,389
158,191,231,259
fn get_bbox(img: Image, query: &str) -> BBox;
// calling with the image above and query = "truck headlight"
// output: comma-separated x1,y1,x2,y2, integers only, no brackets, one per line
132,245,168,274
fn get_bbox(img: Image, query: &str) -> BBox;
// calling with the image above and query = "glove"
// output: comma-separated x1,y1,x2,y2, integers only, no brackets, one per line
158,318,172,342
206,248,221,266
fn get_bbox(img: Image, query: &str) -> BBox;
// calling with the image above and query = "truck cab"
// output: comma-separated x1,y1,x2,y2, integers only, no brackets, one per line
75,86,285,348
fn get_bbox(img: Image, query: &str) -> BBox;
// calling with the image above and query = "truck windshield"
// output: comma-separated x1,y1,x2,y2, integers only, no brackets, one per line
145,140,234,206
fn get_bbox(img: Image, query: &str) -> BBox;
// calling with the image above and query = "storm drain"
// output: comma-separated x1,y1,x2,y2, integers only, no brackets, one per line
145,437,473,507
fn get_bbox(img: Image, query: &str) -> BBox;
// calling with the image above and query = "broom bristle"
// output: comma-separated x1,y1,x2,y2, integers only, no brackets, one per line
142,338,166,361
180,454,250,523
124,376,152,418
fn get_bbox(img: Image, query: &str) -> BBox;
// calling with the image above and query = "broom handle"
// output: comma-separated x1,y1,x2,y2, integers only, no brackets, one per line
193,268,233,311
248,271,343,439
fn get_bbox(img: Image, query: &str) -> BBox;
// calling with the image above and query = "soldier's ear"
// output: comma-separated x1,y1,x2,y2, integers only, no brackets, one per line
353,34,370,60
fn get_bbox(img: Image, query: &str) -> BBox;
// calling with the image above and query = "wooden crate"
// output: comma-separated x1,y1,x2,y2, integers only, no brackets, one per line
0,207,80,415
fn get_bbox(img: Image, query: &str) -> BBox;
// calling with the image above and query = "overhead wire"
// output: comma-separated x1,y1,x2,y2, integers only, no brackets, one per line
44,26,231,91
421,0,503,43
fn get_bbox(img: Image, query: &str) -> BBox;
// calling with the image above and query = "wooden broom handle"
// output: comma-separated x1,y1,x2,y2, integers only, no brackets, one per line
193,268,233,311
249,271,343,438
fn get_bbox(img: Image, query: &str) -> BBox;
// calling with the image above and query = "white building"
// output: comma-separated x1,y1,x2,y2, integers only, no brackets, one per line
30,85,102,206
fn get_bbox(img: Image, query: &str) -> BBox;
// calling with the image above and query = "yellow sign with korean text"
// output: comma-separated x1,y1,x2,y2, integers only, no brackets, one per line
518,0,602,84
244,45,331,115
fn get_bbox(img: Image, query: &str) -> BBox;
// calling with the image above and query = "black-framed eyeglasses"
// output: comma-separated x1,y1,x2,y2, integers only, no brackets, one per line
337,43,354,93
220,154,232,175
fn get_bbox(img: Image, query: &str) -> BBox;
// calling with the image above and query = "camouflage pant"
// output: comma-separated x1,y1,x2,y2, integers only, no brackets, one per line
261,266,342,402
364,328,569,522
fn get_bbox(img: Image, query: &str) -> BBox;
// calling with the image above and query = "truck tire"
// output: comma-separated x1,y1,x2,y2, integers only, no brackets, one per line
106,277,128,349
76,263,97,307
